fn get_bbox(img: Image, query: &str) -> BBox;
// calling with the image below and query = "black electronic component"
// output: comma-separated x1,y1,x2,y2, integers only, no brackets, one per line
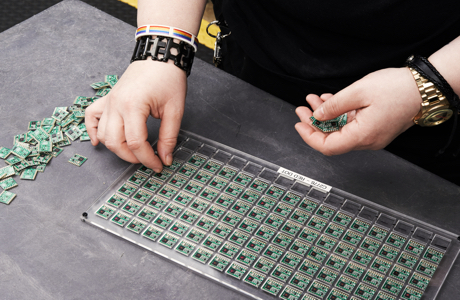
324,194,344,208
394,221,414,236
412,228,433,244
341,200,361,215
358,207,378,222
213,151,232,163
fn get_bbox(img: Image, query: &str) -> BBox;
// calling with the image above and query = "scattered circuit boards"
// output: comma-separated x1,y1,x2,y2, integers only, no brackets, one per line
0,75,118,204
310,114,347,133
84,133,455,300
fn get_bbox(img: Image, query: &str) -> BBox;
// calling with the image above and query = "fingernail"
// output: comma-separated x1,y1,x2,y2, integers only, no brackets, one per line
166,153,173,166
154,168,162,173
313,106,324,119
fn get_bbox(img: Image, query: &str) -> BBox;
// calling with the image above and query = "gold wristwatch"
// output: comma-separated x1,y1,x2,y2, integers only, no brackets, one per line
409,67,453,127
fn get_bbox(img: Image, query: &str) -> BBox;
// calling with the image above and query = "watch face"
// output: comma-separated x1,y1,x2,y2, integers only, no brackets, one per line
422,109,453,126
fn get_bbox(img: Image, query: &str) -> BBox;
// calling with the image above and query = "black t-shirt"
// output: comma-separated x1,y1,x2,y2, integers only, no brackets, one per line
214,0,460,95
212,0,460,186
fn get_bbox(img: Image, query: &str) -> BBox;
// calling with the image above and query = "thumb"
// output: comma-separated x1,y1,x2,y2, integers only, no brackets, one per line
312,87,364,121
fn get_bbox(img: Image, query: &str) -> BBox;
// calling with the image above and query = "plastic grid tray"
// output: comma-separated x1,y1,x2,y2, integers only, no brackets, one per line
82,130,460,300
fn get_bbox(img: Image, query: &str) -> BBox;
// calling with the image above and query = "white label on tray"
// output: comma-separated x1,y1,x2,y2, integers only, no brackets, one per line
277,167,332,192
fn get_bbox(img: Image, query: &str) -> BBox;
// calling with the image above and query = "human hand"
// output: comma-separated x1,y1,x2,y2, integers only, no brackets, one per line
295,67,422,156
85,60,186,172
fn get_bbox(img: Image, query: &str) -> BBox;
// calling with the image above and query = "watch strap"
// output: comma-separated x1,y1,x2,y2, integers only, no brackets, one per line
131,35,195,77
406,55,460,111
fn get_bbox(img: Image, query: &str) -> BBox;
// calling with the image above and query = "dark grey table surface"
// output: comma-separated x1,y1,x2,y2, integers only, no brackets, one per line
0,1,459,299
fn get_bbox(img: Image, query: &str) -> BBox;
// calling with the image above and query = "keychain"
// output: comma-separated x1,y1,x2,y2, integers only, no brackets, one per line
206,20,231,67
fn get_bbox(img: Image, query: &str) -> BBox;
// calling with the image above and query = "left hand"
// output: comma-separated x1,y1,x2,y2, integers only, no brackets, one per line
295,67,422,156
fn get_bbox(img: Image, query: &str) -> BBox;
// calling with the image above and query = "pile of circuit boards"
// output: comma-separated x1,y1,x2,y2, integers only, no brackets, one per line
0,75,119,204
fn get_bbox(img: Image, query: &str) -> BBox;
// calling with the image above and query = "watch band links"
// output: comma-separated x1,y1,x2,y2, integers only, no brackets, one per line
410,68,446,105
131,36,195,77
409,68,453,126
406,55,460,112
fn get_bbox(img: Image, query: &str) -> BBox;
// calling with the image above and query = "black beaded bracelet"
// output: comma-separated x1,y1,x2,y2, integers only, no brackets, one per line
405,55,460,111
131,35,195,77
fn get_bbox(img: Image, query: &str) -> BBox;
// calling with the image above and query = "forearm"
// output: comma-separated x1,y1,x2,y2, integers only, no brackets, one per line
429,35,460,96
138,0,207,35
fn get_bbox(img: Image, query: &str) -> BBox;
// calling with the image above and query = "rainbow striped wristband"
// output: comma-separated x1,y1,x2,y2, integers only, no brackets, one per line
136,25,198,52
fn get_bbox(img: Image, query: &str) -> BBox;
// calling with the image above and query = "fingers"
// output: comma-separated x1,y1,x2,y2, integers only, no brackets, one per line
85,96,107,146
295,106,313,123
124,112,163,172
157,102,184,166
320,93,333,101
295,122,357,156
104,112,140,164
347,109,357,123
298,92,361,155
303,93,334,114
299,94,330,122
305,94,324,111
297,92,359,155
313,87,366,121
96,108,108,144
295,104,357,155
321,92,356,124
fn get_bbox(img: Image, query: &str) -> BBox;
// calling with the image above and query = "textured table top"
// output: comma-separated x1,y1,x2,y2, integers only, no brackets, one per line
0,1,459,299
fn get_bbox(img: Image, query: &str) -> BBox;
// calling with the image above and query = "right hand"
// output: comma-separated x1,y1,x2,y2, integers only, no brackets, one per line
85,60,187,172
295,67,421,156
